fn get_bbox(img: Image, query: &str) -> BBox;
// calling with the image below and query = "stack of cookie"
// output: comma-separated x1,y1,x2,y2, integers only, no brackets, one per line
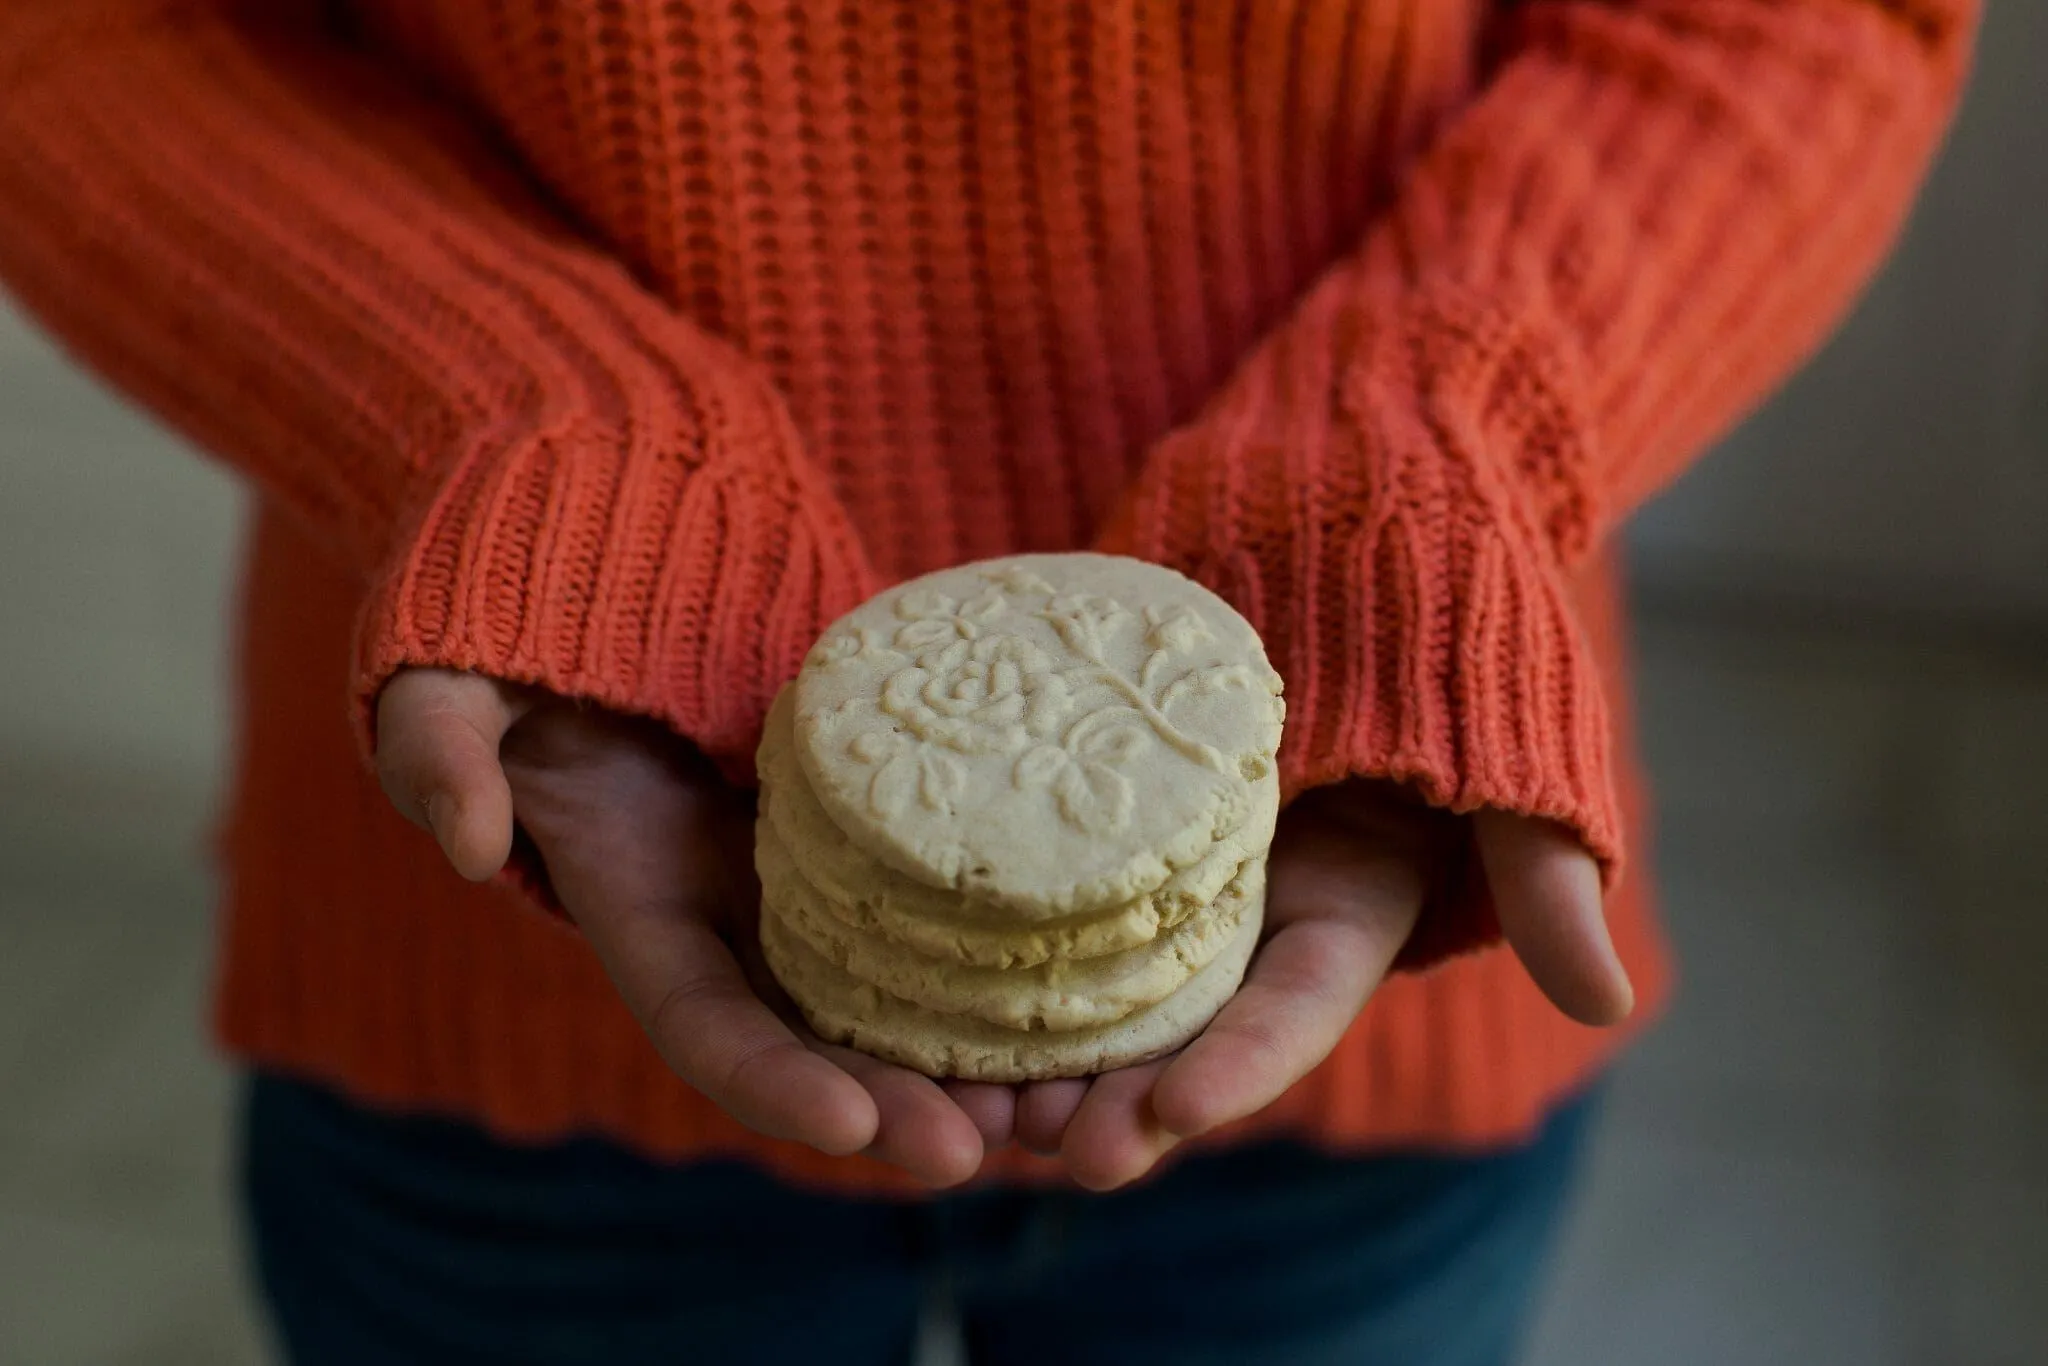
756,554,1284,1082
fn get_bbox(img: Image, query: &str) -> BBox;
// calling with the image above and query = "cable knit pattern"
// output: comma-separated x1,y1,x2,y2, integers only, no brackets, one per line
0,0,1974,1186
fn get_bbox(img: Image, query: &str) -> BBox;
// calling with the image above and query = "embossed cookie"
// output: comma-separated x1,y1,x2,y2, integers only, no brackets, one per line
791,554,1284,916
758,686,1278,967
759,827,1264,1031
759,888,1265,1082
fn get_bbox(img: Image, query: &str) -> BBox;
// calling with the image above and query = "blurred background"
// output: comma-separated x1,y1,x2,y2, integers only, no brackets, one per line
2,4,2043,1363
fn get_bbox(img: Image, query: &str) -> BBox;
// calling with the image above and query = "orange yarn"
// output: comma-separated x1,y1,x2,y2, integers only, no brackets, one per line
0,1,1974,1190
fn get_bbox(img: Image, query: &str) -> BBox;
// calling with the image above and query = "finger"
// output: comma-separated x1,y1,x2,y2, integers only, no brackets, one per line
576,902,879,1157
1059,1059,1177,1192
518,734,879,1159
374,669,531,881
1148,818,1424,1140
1477,811,1633,1026
1015,1079,1090,1157
944,1082,1018,1154
1150,917,1413,1142
801,1048,981,1187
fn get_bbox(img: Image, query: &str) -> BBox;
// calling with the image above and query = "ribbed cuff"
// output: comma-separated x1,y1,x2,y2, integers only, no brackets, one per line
351,398,877,904
1096,291,1623,969
1316,514,1619,970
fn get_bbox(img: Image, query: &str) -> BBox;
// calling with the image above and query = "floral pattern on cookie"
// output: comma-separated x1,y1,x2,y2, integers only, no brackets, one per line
794,553,1284,913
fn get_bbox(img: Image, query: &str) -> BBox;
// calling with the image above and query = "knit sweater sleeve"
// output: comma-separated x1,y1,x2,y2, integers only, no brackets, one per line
1095,0,1978,967
0,2,878,778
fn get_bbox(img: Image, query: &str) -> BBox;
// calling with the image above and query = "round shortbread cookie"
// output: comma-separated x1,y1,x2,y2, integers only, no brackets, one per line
792,554,1284,916
760,891,1265,1082
758,686,1278,967
759,829,1263,1031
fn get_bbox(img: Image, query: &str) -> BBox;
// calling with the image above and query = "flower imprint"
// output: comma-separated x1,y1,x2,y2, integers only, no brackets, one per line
1013,707,1146,833
877,634,1073,756
1143,603,1214,656
892,587,1007,654
822,564,1278,837
1038,593,1130,660
849,730,966,819
805,627,902,673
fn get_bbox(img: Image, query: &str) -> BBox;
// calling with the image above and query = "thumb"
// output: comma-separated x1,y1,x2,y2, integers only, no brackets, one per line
374,669,533,881
1475,810,1634,1027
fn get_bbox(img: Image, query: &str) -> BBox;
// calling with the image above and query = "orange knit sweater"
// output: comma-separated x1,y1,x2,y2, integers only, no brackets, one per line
0,1,1973,1192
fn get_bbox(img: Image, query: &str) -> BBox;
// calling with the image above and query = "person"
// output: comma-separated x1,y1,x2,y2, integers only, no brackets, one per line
0,2,1975,1362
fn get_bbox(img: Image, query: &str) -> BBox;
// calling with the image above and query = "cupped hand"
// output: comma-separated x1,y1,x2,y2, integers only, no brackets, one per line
1019,781,1635,1190
373,667,1005,1186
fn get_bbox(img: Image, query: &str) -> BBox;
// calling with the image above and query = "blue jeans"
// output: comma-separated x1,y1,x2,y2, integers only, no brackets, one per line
241,1074,1599,1366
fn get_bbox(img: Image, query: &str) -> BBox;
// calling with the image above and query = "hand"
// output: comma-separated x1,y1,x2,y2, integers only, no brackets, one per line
1012,781,1635,1190
373,668,1004,1186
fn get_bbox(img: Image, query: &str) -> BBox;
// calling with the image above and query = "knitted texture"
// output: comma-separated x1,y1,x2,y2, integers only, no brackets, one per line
0,0,1974,1185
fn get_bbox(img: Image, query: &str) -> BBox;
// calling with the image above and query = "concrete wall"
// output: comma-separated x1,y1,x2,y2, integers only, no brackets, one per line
1626,0,2048,619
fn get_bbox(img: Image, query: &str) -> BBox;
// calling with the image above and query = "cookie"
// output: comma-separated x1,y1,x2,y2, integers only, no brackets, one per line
791,554,1283,917
758,686,1278,967
760,832,1263,1031
760,885,1265,1082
